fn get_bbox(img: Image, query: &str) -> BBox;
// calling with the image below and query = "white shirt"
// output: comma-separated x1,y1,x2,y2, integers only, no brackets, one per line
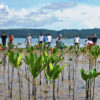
26,36,32,44
85,40,93,46
74,37,80,44
47,35,52,42
38,36,43,42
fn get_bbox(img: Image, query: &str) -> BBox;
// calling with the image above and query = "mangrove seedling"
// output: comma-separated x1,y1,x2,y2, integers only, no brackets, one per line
24,51,45,99
80,68,100,99
8,50,24,99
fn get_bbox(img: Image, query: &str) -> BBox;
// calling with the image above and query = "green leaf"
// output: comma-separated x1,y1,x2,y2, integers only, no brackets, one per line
80,69,88,81
8,50,14,65
0,61,2,64
49,62,53,71
43,50,48,57
40,55,44,63
52,64,65,82
80,68,100,81
24,55,30,65
17,53,24,66
95,72,100,78
68,58,72,61
14,52,19,67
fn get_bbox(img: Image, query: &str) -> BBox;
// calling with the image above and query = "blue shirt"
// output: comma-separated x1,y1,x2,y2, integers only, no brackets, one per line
43,36,47,42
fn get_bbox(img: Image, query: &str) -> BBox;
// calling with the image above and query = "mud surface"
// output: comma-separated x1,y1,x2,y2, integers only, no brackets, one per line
0,52,100,100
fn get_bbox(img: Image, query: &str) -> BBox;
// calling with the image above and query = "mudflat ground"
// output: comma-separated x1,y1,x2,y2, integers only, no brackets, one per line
0,51,100,100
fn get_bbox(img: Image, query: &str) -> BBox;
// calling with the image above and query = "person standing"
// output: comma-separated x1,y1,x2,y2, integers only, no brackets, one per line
9,33,14,44
38,33,43,44
26,33,32,47
92,33,97,44
43,34,48,43
1,32,7,47
74,34,80,49
47,33,52,47
56,36,62,45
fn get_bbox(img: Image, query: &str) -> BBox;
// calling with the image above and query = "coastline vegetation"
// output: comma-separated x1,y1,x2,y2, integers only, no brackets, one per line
0,28,100,38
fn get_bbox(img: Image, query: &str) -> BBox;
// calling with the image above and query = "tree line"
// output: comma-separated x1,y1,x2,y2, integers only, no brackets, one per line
0,28,100,38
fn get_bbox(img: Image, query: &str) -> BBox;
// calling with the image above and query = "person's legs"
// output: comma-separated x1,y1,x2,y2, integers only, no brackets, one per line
26,42,30,48
39,41,42,44
2,41,6,47
4,41,6,47
48,42,51,47
77,43,79,49
75,43,79,49
9,42,14,49
74,43,77,49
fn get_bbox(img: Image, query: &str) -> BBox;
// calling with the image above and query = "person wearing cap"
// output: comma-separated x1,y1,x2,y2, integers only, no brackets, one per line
25,33,32,47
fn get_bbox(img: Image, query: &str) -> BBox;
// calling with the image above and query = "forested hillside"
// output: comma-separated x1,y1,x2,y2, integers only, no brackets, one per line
0,28,100,38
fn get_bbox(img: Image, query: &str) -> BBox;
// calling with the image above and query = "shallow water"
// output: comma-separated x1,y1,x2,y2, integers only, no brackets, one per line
0,38,100,48
0,51,100,100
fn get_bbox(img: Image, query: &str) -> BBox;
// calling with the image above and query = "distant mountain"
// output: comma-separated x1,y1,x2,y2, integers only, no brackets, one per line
0,28,100,38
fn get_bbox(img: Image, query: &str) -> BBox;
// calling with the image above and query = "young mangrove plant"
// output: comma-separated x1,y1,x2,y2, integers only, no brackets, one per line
8,50,24,99
42,50,65,99
68,58,73,92
89,45,100,68
24,51,45,100
80,47,88,69
45,62,65,100
88,45,100,100
80,68,100,99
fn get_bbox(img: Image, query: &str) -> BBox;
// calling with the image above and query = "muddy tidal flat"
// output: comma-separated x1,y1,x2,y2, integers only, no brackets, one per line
0,51,100,100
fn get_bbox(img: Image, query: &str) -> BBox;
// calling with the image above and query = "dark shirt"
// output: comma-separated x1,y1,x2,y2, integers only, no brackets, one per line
1,35,7,42
92,37,97,44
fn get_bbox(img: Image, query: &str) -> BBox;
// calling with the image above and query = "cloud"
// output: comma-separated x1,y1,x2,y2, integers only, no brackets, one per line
0,4,61,28
43,2,77,11
26,10,48,18
0,4,9,17
49,4,100,29
0,3,100,29
33,16,61,27
18,16,61,27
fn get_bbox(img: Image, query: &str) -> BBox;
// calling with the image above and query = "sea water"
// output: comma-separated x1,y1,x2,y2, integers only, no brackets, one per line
0,38,100,48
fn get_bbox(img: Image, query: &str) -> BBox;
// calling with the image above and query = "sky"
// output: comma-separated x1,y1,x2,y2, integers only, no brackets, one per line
0,0,100,30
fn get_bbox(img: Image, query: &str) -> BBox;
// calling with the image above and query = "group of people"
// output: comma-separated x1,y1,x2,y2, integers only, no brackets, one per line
38,33,52,46
85,34,97,46
74,33,98,49
25,33,52,47
0,32,98,49
0,32,14,47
